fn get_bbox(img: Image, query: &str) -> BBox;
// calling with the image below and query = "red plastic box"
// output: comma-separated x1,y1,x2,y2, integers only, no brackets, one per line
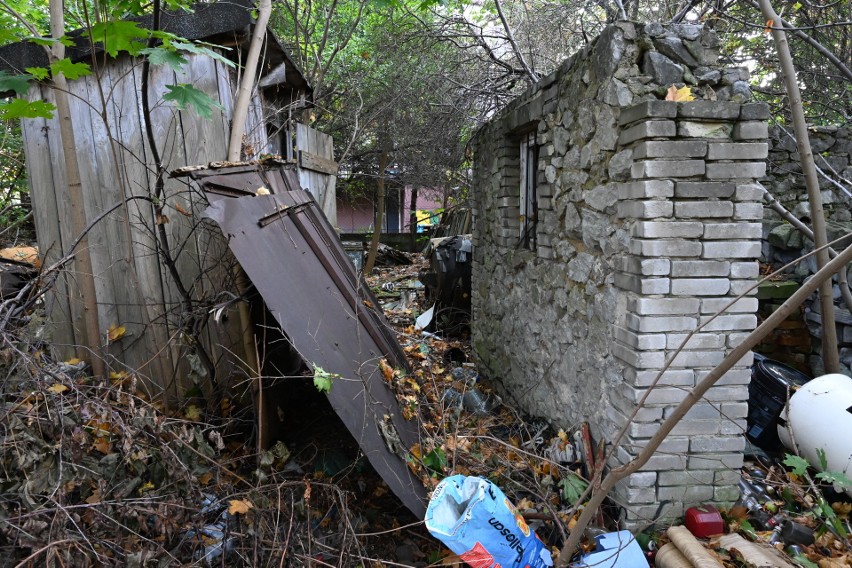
684,504,724,538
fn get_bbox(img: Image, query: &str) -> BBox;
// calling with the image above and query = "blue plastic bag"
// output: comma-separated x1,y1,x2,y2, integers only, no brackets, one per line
425,475,553,568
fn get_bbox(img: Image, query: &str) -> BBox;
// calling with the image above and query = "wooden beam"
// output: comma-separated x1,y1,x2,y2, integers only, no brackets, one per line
298,149,338,175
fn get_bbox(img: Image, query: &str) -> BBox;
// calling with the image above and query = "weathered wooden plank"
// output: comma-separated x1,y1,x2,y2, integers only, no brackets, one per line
298,150,338,176
107,55,176,388
20,86,76,355
67,66,124,363
296,123,337,225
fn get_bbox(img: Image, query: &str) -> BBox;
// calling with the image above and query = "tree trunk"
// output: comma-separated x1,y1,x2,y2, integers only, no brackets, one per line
364,147,389,274
409,185,418,251
227,0,272,161
49,0,105,378
757,0,840,373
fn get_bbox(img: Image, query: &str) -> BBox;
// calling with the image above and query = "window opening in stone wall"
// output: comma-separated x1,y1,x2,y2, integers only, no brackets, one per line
519,130,538,250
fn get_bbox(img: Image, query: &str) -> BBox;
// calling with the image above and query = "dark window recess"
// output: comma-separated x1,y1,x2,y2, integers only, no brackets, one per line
519,130,538,250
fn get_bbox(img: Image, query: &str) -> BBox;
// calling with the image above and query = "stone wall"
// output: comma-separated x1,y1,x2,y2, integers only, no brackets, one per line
760,125,852,375
471,22,768,526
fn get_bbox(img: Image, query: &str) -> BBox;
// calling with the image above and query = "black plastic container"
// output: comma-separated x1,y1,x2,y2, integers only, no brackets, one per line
746,354,812,450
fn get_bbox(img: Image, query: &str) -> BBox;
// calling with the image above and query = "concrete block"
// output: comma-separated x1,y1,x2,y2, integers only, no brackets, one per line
618,256,671,275
621,503,684,526
614,273,671,294
734,203,764,220
701,297,758,314
730,261,759,279
706,162,767,179
675,201,734,218
666,333,726,350
703,222,762,239
626,472,658,487
678,101,741,120
630,239,702,257
626,314,699,333
634,140,708,159
625,368,695,388
735,183,766,201
714,485,742,503
703,385,750,402
733,121,768,140
730,280,759,295
699,314,758,331
633,221,704,238
658,485,715,502
676,402,722,420
629,437,690,454
720,402,749,419
630,297,700,315
720,418,748,435
617,199,674,219
619,120,677,145
614,326,667,350
691,435,746,454
714,469,742,485
632,160,705,179
688,453,745,469
675,181,735,199
708,142,768,160
740,103,770,120
615,485,657,503
618,179,675,199
618,100,678,125
671,278,731,296
703,241,761,258
624,384,690,405
669,350,727,368
613,343,667,368
671,260,730,277
659,470,714,486
713,369,752,386
678,121,732,138
670,419,721,436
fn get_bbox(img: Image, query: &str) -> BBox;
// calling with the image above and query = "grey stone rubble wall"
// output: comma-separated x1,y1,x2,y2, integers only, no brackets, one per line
471,21,767,528
760,125,852,375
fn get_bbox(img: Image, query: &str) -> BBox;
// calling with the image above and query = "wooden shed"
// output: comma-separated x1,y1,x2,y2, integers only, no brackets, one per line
0,1,338,397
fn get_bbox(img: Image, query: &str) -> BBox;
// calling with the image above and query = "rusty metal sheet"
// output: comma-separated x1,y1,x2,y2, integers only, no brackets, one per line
203,181,426,517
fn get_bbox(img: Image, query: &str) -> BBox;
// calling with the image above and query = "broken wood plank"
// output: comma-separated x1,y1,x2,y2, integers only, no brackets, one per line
298,149,338,176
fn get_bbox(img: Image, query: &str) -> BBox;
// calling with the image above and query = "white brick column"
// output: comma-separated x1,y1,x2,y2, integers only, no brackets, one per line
612,100,768,527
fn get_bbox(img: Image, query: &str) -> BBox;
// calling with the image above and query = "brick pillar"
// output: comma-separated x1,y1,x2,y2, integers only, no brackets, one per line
611,100,769,527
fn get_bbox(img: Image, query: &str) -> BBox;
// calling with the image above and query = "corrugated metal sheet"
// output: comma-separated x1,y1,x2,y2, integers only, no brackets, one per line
192,164,427,517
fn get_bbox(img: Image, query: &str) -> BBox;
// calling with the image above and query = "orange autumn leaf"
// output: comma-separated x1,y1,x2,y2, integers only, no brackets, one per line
764,19,774,34
174,202,191,217
228,499,253,515
379,358,394,381
93,437,111,454
665,85,694,102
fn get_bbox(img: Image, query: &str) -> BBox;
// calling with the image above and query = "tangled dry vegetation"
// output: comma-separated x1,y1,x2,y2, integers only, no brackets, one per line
0,253,849,567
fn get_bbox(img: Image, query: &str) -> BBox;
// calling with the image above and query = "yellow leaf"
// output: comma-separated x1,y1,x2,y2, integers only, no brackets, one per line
66,357,83,365
228,499,253,515
185,405,202,421
107,325,126,342
47,383,69,394
665,85,694,102
138,481,155,494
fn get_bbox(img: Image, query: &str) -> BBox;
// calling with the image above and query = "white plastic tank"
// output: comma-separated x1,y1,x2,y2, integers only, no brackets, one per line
778,373,852,496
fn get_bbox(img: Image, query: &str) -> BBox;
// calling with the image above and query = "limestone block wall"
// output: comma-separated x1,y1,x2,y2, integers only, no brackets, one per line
471,21,768,526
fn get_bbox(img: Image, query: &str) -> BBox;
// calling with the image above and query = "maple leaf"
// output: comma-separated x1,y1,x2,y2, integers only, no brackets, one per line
90,21,148,57
665,85,694,102
50,58,92,80
139,46,188,72
107,324,126,342
162,83,223,120
0,71,34,95
0,98,55,120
